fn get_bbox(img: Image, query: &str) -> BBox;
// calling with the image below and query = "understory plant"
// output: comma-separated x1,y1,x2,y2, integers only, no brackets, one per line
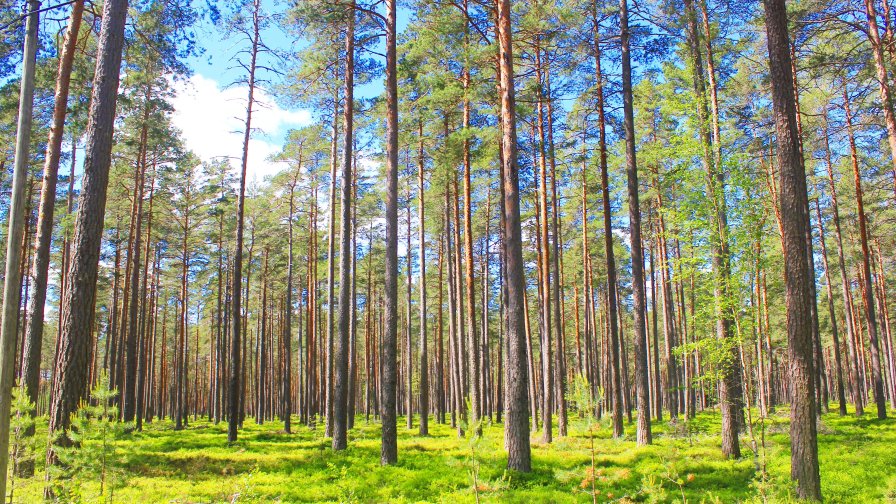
49,371,127,503
568,373,603,504
7,382,36,504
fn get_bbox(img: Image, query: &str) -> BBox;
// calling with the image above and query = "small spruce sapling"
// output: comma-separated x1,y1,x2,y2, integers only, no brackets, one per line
568,374,603,504
50,371,127,503
7,382,36,503
462,399,484,503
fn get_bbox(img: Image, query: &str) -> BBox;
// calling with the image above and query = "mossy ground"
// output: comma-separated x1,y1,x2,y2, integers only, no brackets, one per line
10,406,896,503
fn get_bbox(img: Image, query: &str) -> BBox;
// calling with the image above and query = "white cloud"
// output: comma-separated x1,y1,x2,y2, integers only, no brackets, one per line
169,74,313,182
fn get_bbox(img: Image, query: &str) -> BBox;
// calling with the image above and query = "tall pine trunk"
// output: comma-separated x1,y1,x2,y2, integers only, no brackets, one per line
229,0,262,443
333,0,355,450
620,0,652,446
0,0,41,491
497,0,531,472
381,0,399,466
763,0,821,497
45,0,129,477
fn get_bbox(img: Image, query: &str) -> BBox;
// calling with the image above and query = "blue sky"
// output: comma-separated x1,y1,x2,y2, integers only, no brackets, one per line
171,0,412,182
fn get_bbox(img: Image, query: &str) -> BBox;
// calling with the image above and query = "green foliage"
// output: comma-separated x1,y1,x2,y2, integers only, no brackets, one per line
9,409,896,502
231,464,261,503
49,372,127,503
7,382,36,503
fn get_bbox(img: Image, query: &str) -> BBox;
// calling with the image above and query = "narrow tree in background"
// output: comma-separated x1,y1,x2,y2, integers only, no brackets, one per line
418,120,429,436
333,0,355,450
843,89,887,420
815,199,847,416
592,6,624,438
229,0,263,444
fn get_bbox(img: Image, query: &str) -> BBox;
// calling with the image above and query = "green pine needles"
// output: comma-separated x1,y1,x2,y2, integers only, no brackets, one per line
7,382,36,504
48,371,127,503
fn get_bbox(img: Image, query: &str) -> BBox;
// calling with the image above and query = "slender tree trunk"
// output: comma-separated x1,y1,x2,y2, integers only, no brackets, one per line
229,0,262,443
406,202,413,429
685,0,741,456
864,0,896,202
815,200,847,416
534,43,553,444
0,0,40,490
822,122,863,414
348,155,359,428
136,167,156,429
282,177,297,431
418,121,429,436
591,7,625,438
843,90,887,419
20,0,84,444
124,112,150,422
461,7,481,432
325,114,337,434
333,1,355,450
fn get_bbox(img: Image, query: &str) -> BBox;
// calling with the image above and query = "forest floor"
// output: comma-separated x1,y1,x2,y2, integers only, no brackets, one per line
10,406,896,503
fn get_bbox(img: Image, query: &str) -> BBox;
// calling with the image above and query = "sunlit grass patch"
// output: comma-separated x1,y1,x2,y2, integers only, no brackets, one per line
8,407,895,502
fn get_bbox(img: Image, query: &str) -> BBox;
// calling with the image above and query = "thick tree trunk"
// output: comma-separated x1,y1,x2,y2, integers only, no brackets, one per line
381,0,399,466
763,0,821,497
497,0,531,472
17,0,84,478
619,0,652,445
45,0,129,481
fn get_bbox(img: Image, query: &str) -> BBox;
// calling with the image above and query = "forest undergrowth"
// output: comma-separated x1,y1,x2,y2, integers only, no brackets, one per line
10,408,896,503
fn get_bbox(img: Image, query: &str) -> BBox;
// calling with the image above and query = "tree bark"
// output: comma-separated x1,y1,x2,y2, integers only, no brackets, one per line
45,0,129,479
381,0,399,466
763,0,821,497
229,0,262,443
822,121,863,414
863,0,896,202
497,0,531,472
418,120,429,436
0,0,40,491
333,0,355,450
815,199,847,416
620,0,652,446
843,90,887,419
591,7,625,438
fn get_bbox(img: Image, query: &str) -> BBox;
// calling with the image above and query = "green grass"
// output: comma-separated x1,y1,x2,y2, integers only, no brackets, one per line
10,406,896,503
